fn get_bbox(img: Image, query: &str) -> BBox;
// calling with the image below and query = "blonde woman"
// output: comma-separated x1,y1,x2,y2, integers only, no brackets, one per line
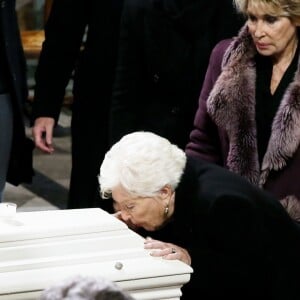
186,0,300,221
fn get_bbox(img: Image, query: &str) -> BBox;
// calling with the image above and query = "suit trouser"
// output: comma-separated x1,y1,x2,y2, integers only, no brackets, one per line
0,93,13,201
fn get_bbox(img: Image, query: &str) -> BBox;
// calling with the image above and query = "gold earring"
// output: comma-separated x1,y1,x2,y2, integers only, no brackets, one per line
164,205,169,217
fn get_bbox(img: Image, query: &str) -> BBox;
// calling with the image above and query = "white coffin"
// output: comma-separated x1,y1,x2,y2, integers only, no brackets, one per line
0,208,192,300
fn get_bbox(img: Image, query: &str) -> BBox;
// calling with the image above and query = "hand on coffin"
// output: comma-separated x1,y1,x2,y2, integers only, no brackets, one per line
144,237,191,265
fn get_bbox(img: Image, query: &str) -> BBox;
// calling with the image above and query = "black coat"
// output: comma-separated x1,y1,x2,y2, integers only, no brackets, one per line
32,0,124,122
165,157,300,299
109,0,244,149
0,0,34,185
31,0,124,209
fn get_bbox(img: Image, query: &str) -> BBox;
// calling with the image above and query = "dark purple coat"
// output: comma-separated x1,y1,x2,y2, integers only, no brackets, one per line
186,25,300,220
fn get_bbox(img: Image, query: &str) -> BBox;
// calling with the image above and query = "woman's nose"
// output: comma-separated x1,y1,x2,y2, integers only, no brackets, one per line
120,210,131,221
253,21,266,38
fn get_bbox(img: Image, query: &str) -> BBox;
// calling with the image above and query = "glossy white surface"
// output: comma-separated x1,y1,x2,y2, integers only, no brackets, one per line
0,202,17,220
0,208,192,299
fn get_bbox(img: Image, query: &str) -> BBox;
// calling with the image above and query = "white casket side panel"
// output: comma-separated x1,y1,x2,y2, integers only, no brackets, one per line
0,208,193,299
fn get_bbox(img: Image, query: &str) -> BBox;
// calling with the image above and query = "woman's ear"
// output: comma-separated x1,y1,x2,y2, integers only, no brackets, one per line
159,185,173,200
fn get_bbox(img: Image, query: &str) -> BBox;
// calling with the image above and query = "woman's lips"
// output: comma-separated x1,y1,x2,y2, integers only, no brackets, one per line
256,42,269,50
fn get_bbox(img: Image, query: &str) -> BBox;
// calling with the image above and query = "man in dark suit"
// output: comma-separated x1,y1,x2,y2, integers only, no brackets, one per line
31,0,124,210
109,0,244,149
0,0,34,201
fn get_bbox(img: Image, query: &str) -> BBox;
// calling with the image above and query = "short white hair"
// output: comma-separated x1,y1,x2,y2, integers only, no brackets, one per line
99,131,187,198
39,275,134,300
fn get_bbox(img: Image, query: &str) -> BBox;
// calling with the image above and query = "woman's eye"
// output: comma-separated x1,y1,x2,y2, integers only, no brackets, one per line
247,14,256,22
126,205,134,211
265,15,278,24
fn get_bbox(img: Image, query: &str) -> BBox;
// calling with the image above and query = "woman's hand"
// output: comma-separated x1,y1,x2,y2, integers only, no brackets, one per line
144,237,191,265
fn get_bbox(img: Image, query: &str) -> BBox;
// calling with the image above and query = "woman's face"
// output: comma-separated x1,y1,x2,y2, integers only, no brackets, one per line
246,1,298,60
112,185,167,231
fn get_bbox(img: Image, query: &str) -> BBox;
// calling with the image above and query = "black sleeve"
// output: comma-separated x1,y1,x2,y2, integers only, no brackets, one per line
31,0,87,123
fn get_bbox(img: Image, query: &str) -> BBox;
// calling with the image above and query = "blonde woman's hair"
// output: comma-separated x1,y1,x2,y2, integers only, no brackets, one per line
233,0,300,22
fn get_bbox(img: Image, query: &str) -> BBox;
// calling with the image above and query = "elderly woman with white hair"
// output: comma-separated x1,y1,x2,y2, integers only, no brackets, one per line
99,131,300,299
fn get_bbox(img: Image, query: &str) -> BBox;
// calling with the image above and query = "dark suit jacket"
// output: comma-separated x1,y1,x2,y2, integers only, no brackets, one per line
0,0,34,185
31,0,124,209
109,0,244,149
160,157,300,299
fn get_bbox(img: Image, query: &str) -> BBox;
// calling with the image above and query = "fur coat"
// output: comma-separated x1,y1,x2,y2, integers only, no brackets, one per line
186,25,300,221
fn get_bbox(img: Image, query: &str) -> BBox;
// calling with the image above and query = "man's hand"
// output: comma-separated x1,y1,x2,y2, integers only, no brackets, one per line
32,117,55,153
